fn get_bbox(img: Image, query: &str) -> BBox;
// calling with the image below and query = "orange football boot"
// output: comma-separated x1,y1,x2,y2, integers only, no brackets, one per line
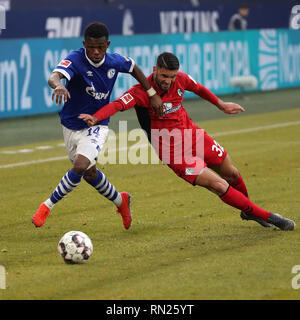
32,203,51,227
116,192,132,230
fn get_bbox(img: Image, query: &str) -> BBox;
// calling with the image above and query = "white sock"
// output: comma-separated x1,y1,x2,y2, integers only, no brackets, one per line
113,193,122,207
44,198,55,210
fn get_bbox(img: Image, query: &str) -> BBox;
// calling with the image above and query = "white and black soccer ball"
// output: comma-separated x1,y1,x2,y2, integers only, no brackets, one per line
58,231,93,264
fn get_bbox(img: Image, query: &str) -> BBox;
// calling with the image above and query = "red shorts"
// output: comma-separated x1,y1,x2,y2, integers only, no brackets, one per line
154,129,227,185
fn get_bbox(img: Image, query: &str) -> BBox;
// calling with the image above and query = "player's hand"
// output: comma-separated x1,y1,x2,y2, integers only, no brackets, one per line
78,114,98,127
218,101,245,114
52,85,71,106
149,94,164,118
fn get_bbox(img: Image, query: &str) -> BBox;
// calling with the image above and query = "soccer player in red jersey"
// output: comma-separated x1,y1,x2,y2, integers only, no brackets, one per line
79,52,295,231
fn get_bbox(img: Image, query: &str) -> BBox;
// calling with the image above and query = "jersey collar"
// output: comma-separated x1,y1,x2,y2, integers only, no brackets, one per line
84,49,105,68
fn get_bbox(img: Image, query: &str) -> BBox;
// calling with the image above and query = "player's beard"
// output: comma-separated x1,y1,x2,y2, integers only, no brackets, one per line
154,75,171,92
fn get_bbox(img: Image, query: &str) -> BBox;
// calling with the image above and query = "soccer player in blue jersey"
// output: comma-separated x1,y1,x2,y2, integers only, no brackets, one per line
32,22,162,229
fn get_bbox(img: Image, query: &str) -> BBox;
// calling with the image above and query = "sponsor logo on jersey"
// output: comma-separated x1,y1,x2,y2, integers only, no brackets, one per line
163,102,172,112
86,82,110,100
163,102,182,115
120,93,134,104
58,60,72,68
107,68,116,79
86,71,93,77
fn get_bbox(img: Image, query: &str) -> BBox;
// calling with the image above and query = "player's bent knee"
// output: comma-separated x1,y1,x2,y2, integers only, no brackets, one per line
209,180,229,196
73,155,91,175
195,169,229,195
72,165,87,175
227,166,240,182
83,166,98,183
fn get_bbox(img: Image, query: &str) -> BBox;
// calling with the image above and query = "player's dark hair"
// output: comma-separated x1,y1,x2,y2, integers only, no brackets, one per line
156,52,179,70
239,3,249,9
84,22,109,40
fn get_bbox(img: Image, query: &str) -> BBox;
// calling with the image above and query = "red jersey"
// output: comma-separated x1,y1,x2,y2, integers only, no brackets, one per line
108,71,219,130
93,71,227,185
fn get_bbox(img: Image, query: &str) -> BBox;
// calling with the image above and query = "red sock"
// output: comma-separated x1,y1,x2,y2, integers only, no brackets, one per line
230,175,249,198
220,186,270,221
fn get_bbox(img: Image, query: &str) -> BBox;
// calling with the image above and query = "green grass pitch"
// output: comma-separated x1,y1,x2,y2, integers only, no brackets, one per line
0,88,299,300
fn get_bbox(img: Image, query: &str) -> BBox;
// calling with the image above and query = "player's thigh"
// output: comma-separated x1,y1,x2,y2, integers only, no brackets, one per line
62,125,78,164
210,154,240,182
167,156,206,186
76,125,109,170
203,132,227,167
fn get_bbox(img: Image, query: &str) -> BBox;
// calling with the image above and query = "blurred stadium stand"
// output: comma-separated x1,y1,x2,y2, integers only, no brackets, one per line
0,0,299,38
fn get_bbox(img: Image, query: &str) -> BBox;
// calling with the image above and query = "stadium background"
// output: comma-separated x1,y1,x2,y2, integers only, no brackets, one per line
0,0,300,120
0,0,300,302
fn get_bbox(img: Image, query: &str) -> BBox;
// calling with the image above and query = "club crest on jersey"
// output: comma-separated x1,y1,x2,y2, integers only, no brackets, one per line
58,60,72,68
107,68,116,79
120,93,134,104
177,88,183,96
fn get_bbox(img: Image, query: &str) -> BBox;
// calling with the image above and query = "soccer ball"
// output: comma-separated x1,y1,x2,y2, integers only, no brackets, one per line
58,231,93,264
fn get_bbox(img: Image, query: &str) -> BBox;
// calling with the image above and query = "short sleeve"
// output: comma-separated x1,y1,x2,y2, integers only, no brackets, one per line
53,51,79,81
117,85,149,111
112,53,135,74
179,72,219,105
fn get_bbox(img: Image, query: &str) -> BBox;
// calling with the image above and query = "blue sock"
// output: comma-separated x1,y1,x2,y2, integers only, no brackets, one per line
48,169,83,207
87,169,122,207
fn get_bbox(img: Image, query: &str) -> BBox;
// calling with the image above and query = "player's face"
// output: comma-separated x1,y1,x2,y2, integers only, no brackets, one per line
153,67,178,91
83,36,110,64
239,8,249,17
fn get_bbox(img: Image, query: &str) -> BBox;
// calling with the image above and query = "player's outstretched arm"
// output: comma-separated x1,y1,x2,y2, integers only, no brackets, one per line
78,101,124,126
185,75,245,115
131,65,163,118
48,72,71,106
216,99,245,114
78,114,98,127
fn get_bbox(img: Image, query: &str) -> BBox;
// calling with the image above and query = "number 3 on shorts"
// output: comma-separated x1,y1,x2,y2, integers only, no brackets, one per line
212,140,224,157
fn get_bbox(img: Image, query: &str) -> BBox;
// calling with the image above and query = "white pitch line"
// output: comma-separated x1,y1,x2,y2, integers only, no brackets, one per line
0,156,68,169
0,143,62,155
211,120,300,137
1,120,300,169
35,145,54,150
